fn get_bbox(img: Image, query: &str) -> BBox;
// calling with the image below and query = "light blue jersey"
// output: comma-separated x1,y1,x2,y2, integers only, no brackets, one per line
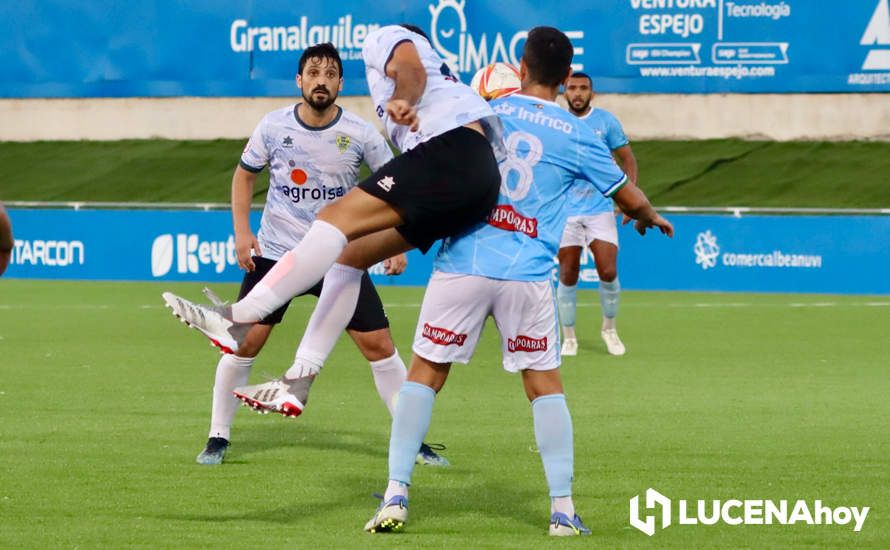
565,108,629,216
434,94,628,281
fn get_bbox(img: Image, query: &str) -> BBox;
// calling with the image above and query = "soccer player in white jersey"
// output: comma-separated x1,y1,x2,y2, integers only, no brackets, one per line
558,72,639,357
191,43,445,467
163,25,504,417
363,27,673,536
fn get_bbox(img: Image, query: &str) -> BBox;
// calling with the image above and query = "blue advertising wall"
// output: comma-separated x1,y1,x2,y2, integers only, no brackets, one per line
3,0,890,97
6,209,890,295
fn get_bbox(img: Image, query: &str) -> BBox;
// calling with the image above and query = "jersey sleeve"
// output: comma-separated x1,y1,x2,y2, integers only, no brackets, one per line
602,110,630,150
362,25,416,75
239,117,269,173
361,125,395,172
576,126,628,198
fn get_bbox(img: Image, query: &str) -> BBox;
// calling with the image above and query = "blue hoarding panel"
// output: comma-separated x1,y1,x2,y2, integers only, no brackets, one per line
5,209,890,295
3,0,889,97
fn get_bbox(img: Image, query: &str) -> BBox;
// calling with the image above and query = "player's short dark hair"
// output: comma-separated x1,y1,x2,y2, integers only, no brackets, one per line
522,26,573,86
568,71,593,88
400,24,430,42
299,43,343,77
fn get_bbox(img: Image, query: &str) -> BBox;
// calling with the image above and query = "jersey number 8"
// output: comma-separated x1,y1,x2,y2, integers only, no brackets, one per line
498,131,543,201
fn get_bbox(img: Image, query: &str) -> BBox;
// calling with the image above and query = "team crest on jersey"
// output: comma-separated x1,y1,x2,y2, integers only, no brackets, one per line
282,136,294,148
336,135,350,153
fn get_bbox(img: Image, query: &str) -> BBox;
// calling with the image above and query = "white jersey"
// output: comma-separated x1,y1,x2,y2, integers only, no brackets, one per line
240,105,393,260
362,25,499,153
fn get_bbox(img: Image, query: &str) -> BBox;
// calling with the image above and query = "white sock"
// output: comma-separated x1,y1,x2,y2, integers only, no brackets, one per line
370,351,407,416
563,325,576,341
208,354,254,440
552,496,575,517
285,263,363,379
231,220,347,323
384,479,409,501
602,317,615,331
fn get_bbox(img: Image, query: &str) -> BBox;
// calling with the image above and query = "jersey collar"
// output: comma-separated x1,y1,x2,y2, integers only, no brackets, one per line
292,104,343,131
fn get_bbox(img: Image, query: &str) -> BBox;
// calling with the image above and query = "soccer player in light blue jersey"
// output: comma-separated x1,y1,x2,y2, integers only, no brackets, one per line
558,73,639,357
364,27,673,537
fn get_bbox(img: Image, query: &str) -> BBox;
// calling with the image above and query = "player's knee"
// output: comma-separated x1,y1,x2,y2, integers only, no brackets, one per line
598,266,617,283
354,331,396,362
560,267,580,286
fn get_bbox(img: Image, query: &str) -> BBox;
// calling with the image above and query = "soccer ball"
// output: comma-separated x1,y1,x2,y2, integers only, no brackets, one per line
470,62,521,101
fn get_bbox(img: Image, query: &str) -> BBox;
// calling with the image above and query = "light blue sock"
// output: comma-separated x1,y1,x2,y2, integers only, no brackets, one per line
599,278,620,320
556,282,577,328
532,393,574,497
388,381,436,485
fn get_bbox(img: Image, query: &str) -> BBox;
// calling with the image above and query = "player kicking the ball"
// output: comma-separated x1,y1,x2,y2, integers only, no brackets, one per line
179,43,445,467
363,27,672,536
163,26,503,419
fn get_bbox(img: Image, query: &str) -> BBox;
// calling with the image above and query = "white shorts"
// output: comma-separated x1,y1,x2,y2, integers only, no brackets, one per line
560,212,619,248
412,272,560,373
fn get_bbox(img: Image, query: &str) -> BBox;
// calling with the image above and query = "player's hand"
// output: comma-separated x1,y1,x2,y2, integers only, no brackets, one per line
386,99,420,132
620,213,633,226
0,250,10,277
634,214,674,238
235,231,262,271
383,253,408,275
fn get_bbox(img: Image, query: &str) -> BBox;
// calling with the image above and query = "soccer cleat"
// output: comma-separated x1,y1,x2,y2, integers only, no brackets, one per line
161,291,249,354
232,378,305,418
196,437,230,465
561,337,578,356
549,512,592,536
202,287,229,307
416,443,449,467
364,495,408,533
600,328,626,356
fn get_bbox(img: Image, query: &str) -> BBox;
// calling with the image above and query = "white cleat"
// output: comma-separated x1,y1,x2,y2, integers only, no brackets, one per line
364,495,408,533
561,338,578,356
600,329,626,356
233,379,305,418
161,291,248,354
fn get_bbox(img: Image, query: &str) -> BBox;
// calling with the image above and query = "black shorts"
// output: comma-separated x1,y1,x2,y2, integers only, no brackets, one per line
238,256,390,332
357,125,501,253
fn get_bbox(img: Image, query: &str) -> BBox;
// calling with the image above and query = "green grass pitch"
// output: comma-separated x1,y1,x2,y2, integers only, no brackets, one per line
1,280,888,547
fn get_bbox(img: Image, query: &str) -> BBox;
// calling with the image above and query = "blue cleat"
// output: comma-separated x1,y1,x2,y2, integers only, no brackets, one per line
415,442,449,467
549,512,592,536
364,494,408,533
196,437,230,465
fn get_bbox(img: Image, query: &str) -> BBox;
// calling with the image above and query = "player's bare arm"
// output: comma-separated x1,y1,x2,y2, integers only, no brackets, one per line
384,41,426,131
612,182,673,237
231,165,262,271
0,203,13,276
613,144,638,185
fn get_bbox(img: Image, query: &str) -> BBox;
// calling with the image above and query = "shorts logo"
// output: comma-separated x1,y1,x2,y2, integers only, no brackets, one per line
487,205,538,237
336,134,351,153
422,323,467,346
377,175,396,192
507,335,547,352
